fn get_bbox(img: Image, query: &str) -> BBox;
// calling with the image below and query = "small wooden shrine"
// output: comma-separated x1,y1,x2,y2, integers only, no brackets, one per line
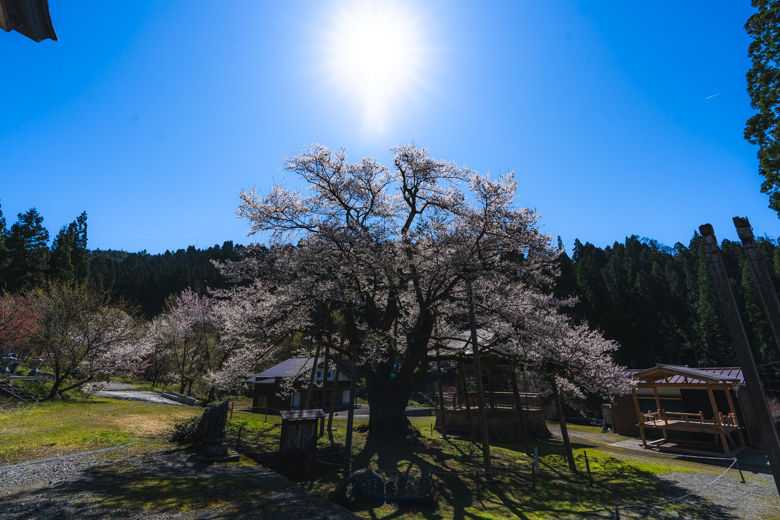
632,365,746,456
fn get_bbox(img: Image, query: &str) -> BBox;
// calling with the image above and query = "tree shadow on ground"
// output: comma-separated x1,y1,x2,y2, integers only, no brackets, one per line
316,434,746,520
0,449,354,520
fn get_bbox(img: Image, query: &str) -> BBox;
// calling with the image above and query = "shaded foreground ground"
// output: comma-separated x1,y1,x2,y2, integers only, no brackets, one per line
0,440,357,520
1,397,778,519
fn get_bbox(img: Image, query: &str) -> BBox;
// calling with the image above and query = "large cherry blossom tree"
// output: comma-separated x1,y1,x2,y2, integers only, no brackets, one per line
219,143,627,436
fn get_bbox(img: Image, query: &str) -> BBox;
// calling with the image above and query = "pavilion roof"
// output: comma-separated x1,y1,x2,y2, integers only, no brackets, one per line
631,365,743,385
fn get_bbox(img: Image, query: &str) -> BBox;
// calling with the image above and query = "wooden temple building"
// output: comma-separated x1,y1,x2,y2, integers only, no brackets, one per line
434,329,551,441
620,365,753,456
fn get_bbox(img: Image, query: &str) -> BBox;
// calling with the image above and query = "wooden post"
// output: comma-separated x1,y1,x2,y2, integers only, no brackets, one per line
652,385,668,441
467,277,491,475
734,217,780,358
632,387,647,448
459,362,476,444
584,450,592,487
304,335,321,410
319,339,330,437
510,361,532,456
700,224,780,496
551,377,576,473
327,351,343,432
706,382,730,455
343,324,358,480
723,385,745,446
436,346,448,438
237,424,243,450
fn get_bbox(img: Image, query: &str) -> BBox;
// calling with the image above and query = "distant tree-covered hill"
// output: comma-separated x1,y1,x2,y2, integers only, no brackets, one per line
88,242,243,317
556,233,780,382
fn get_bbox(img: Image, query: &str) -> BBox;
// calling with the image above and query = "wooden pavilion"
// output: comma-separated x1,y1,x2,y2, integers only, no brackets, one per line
632,365,747,456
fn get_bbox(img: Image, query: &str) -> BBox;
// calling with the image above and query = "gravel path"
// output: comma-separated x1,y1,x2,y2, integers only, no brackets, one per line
92,390,187,406
0,442,358,520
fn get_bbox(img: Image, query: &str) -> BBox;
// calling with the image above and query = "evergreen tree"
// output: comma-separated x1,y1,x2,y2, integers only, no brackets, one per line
48,225,75,283
745,0,780,215
72,212,90,284
0,203,9,283
5,209,50,293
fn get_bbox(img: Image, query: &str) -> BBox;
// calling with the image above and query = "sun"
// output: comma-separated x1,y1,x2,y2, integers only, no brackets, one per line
324,1,426,134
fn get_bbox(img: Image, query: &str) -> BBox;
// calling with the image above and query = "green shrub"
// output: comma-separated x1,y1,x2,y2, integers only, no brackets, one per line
169,415,201,445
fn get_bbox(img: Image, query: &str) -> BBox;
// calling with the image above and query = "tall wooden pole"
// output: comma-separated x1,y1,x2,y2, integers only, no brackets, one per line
436,346,448,438
327,352,343,433
510,361,532,456
467,277,492,476
458,361,477,444
700,224,780,496
734,217,780,358
343,342,358,480
319,340,330,437
304,336,321,410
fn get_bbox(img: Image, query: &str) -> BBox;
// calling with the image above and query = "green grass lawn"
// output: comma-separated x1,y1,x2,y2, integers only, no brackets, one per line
1,398,749,519
0,397,201,465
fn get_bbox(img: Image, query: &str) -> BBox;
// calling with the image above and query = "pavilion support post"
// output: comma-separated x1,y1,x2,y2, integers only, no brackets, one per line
632,387,647,448
652,386,668,441
706,382,730,455
700,224,780,496
724,385,745,446
734,217,780,358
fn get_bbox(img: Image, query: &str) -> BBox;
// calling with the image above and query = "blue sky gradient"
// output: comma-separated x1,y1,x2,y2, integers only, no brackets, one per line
1,1,773,253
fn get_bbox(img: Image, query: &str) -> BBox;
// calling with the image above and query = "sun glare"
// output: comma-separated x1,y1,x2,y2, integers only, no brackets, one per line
324,1,426,134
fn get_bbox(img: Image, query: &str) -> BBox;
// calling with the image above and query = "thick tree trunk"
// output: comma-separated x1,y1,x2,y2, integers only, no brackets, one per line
363,308,434,437
551,377,576,472
47,376,66,400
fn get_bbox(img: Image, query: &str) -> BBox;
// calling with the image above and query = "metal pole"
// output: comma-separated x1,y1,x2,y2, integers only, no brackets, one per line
700,224,780,497
734,217,780,359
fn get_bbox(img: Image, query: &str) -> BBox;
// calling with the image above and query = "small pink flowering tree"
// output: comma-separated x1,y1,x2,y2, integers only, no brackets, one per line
30,282,145,399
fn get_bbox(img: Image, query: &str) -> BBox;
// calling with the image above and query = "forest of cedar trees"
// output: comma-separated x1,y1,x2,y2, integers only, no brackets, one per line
1,205,779,394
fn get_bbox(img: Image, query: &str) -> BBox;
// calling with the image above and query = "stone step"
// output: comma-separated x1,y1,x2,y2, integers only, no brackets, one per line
0,380,37,402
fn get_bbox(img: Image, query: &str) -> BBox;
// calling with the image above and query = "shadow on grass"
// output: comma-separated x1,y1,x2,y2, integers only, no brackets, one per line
0,448,356,520
303,434,745,520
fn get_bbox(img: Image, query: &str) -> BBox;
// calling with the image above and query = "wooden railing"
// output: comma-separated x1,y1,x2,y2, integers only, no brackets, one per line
640,409,739,430
435,391,541,411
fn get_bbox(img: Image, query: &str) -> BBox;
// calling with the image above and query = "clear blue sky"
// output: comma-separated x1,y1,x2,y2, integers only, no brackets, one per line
1,1,774,254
